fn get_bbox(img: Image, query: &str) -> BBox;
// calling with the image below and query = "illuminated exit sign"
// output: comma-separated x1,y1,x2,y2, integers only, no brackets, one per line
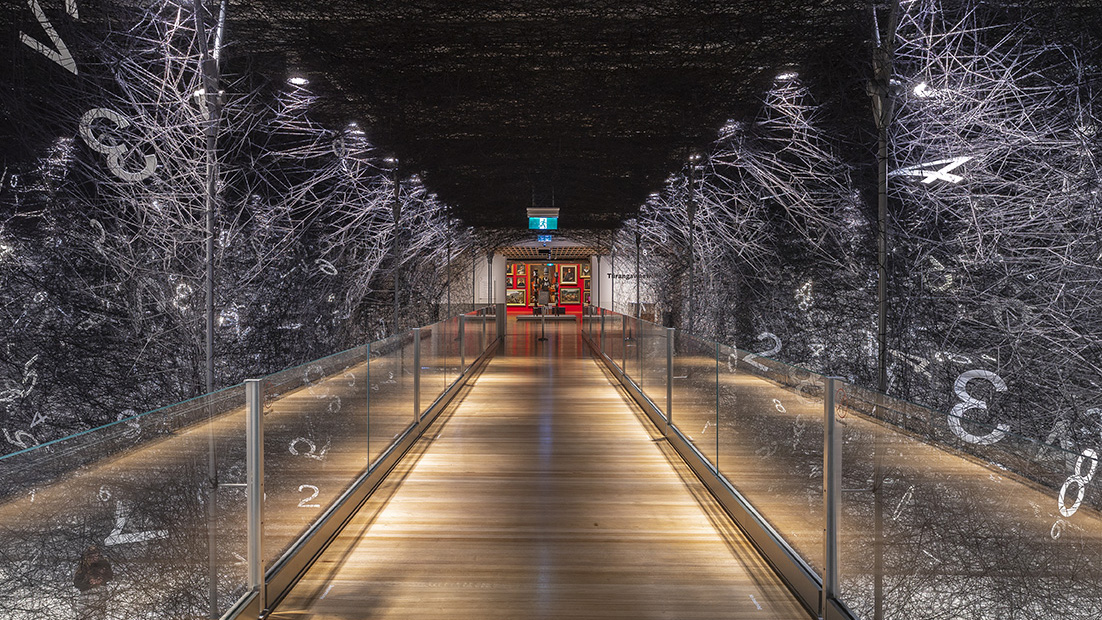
529,217,558,230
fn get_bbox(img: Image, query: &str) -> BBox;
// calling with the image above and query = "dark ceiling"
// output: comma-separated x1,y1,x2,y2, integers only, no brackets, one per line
227,1,874,229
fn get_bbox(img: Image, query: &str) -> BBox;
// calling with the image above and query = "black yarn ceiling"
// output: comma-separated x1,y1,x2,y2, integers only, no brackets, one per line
229,0,1098,229
227,1,877,228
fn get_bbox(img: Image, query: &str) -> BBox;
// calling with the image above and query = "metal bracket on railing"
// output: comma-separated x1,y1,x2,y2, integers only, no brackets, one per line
823,376,844,617
245,378,265,613
413,328,421,423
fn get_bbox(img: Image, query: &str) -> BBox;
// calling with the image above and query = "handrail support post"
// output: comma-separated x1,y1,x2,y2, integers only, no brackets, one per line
245,378,265,615
413,328,422,423
823,376,844,617
666,327,674,436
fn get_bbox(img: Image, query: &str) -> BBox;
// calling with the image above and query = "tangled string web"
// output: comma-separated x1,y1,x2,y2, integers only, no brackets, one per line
0,0,484,455
887,0,1102,444
618,73,871,377
614,0,1101,453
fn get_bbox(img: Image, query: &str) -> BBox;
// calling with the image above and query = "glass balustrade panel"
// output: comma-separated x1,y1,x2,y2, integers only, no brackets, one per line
837,382,1102,620
0,385,248,620
260,345,370,567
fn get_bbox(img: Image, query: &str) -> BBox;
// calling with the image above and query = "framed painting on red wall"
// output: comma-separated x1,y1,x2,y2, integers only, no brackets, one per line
560,287,581,304
559,264,578,285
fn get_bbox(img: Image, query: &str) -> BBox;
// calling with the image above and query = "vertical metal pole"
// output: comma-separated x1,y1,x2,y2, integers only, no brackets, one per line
392,168,403,335
870,8,899,618
610,249,615,315
366,342,372,469
635,229,641,320
459,316,466,372
621,315,626,372
447,237,452,321
686,162,696,334
593,255,600,312
823,377,842,616
600,305,606,351
666,327,674,435
193,4,221,615
486,252,493,306
413,328,421,423
392,165,401,336
245,379,265,611
715,341,720,472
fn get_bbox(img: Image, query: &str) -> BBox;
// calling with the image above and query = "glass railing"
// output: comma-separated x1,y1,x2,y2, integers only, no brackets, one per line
0,305,499,620
585,307,1100,620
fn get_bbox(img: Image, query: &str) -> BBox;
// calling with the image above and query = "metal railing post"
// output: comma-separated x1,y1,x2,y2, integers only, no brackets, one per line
245,378,265,612
823,376,843,617
621,317,627,372
715,341,720,472
666,327,674,436
370,341,374,469
413,328,421,423
600,309,606,351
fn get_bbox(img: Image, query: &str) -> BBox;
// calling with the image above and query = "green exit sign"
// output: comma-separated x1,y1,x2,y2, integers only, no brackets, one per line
529,217,558,230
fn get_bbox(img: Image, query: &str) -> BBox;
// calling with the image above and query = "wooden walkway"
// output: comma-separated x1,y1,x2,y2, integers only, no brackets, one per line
270,321,809,620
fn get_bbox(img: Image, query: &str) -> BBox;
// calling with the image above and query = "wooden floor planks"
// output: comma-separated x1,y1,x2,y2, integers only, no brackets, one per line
269,321,810,620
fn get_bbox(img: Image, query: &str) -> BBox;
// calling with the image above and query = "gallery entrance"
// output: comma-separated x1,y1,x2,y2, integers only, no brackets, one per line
506,260,592,316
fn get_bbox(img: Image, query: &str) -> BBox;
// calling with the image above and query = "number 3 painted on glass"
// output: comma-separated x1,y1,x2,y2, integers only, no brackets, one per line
948,370,1009,445
79,108,157,182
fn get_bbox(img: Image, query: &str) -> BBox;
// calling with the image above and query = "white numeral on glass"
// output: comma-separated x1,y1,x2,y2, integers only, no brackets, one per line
298,484,320,508
743,332,781,372
104,501,167,546
79,108,157,182
19,0,77,75
1059,449,1098,518
948,370,1009,445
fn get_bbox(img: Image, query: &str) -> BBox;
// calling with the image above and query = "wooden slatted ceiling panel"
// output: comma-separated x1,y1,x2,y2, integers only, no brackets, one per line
499,246,600,260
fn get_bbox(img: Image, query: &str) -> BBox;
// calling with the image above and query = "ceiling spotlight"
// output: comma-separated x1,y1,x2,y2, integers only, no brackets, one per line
775,71,799,81
288,76,309,86
383,157,397,164
913,82,933,98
